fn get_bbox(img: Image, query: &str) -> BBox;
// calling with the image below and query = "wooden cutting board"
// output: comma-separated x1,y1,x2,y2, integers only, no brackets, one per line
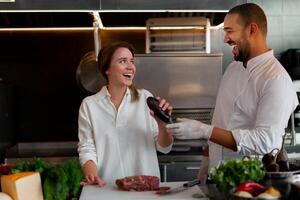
79,182,208,200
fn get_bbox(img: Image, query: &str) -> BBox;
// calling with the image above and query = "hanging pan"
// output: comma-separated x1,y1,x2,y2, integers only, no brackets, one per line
76,51,105,94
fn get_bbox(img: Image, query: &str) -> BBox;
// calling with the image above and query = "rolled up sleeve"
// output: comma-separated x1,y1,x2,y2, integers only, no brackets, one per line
156,140,173,154
232,77,298,155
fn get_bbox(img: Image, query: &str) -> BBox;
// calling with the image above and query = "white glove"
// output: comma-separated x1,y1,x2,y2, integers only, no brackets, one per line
197,156,209,185
166,118,213,140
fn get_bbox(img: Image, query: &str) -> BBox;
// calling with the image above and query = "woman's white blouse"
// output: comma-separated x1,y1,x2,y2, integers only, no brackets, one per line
77,86,172,183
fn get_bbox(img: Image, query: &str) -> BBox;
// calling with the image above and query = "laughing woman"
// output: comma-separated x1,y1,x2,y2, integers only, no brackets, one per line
77,41,173,187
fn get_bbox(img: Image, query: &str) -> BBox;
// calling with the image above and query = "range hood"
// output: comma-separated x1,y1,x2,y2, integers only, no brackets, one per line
0,0,246,28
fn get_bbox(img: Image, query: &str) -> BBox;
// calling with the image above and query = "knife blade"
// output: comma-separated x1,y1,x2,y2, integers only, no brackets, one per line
157,179,201,195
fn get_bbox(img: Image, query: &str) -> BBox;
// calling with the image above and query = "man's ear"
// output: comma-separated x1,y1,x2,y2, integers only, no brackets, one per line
249,22,259,35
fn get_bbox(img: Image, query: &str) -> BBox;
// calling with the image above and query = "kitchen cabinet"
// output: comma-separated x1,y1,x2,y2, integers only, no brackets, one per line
0,0,99,10
160,161,201,182
101,0,247,10
0,81,14,158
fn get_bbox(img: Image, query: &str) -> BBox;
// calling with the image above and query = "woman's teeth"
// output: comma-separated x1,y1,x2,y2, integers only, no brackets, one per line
123,73,132,78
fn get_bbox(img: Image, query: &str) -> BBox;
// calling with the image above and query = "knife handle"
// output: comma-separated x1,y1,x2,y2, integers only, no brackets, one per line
183,179,201,187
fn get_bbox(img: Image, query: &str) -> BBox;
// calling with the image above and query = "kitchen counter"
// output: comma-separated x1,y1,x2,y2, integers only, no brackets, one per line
4,141,78,164
79,182,221,200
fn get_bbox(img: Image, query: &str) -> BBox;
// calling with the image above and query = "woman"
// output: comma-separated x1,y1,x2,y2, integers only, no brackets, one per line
78,41,174,187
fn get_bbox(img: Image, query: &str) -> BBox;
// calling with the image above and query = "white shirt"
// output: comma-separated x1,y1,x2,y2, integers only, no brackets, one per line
77,86,172,183
209,50,298,168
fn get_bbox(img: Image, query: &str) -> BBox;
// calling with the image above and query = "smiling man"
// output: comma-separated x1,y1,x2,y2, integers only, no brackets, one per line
166,3,299,184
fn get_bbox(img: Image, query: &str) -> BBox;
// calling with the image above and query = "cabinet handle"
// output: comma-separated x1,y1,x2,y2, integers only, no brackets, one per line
185,166,200,170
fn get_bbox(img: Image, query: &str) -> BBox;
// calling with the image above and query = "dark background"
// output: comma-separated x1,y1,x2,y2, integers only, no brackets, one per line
0,30,93,142
0,29,146,143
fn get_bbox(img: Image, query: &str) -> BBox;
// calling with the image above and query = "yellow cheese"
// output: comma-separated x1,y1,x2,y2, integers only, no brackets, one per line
1,172,44,200
0,192,13,200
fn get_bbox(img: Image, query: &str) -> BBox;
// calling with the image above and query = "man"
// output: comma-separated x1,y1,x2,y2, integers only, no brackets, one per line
166,3,298,184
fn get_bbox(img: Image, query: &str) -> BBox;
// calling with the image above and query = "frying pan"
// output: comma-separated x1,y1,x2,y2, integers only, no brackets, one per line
76,51,106,94
76,12,104,94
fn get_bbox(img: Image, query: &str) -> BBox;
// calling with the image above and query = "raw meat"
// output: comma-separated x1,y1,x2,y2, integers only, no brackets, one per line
115,175,160,191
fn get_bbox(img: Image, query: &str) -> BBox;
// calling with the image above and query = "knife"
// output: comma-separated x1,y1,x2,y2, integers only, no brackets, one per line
157,179,201,195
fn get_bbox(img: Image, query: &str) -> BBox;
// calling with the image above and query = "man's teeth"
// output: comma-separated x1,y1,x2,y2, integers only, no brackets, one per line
123,73,132,78
231,45,237,50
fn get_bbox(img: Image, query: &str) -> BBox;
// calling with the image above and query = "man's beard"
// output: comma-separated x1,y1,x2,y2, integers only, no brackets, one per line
234,41,251,64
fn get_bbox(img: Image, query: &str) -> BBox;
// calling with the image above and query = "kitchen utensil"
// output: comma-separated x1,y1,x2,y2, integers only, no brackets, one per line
76,51,106,94
157,179,201,195
146,97,176,123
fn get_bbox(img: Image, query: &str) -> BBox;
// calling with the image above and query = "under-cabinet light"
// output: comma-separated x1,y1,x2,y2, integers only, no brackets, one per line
0,27,94,31
101,27,146,30
149,26,205,30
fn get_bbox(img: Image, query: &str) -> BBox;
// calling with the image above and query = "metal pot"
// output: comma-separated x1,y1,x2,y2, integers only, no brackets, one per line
76,51,106,94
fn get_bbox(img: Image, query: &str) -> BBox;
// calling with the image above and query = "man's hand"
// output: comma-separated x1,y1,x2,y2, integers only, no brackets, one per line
166,118,213,140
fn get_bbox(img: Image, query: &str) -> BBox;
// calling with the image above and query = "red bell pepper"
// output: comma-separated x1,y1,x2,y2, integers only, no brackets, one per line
236,181,266,196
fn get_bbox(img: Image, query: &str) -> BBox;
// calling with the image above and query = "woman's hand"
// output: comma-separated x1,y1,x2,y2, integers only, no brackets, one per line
81,174,106,187
151,96,174,148
81,160,106,187
150,96,173,125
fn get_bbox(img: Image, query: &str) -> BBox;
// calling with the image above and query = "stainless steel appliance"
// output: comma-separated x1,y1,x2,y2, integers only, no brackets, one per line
135,53,222,109
146,17,210,53
135,53,223,182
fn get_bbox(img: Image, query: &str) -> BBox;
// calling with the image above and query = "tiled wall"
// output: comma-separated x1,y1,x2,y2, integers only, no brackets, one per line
222,0,300,71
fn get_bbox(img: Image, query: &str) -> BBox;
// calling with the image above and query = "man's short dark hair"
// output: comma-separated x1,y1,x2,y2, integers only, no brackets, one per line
228,3,267,36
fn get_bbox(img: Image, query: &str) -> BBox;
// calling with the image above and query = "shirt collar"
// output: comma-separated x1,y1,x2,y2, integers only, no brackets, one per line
96,85,131,101
246,49,274,73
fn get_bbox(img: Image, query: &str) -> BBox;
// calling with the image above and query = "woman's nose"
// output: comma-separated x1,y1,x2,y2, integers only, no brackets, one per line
127,62,135,69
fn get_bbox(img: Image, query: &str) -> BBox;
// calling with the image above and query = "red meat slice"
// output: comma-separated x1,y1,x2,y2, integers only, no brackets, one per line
116,175,160,191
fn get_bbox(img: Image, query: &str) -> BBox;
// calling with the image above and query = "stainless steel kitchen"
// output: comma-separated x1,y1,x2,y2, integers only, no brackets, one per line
1,0,300,200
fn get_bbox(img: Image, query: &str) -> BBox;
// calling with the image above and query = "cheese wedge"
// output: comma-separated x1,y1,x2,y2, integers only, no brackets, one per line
0,192,12,200
1,172,44,200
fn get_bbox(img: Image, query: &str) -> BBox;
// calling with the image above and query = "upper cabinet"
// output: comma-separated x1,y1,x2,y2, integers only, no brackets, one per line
101,0,247,10
0,0,246,11
0,0,100,10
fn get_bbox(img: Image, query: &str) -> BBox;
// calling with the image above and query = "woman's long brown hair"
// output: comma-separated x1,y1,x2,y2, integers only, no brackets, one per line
98,41,139,102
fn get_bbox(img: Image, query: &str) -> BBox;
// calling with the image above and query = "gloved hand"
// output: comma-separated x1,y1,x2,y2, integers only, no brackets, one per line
166,118,213,140
197,156,209,185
